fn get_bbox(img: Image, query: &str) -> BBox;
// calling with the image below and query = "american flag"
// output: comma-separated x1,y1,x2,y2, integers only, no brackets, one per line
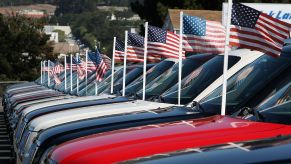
87,51,97,72
183,15,226,54
47,61,53,76
88,49,108,82
47,61,62,85
73,56,86,80
52,61,63,85
148,25,184,59
114,38,125,63
53,61,64,74
65,56,71,70
102,54,111,69
230,3,291,57
43,61,48,72
70,56,78,70
127,33,161,63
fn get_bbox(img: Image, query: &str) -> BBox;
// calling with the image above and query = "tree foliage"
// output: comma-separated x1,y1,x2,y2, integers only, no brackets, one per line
0,14,54,81
53,0,141,56
55,0,97,16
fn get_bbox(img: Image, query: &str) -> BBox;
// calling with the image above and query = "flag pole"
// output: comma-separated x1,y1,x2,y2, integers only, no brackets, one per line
95,81,98,95
64,55,67,90
178,11,183,105
221,0,232,116
142,22,148,100
44,61,47,86
85,50,88,95
122,31,128,96
94,46,98,96
40,61,43,84
70,54,73,92
76,53,79,94
47,60,50,86
110,37,116,94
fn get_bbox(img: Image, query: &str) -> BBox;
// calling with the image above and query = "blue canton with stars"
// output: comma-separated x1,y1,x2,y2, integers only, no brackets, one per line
183,15,206,36
148,25,167,43
128,33,144,47
88,49,103,65
72,56,82,64
115,39,125,51
231,3,260,28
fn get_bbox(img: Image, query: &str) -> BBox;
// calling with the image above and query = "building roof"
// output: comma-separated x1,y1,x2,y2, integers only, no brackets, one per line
53,43,79,55
0,4,56,16
167,9,222,30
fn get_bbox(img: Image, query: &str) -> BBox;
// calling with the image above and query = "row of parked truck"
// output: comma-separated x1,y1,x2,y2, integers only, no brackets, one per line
2,45,291,163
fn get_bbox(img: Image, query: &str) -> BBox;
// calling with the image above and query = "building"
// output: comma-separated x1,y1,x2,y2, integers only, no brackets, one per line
53,42,79,55
97,6,128,12
0,4,56,17
163,9,222,33
44,25,72,36
17,9,46,18
46,32,59,43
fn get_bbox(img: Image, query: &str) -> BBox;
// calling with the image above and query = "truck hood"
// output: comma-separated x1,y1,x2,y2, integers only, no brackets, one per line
30,100,174,131
49,115,291,163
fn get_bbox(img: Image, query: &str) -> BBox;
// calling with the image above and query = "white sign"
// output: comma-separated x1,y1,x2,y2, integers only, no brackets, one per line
222,3,291,26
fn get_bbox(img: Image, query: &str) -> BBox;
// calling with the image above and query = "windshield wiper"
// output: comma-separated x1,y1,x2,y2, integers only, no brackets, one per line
188,101,205,113
238,107,264,122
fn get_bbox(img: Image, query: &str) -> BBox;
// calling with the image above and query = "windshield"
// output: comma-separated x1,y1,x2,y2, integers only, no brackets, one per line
137,56,212,98
161,55,240,104
200,54,291,114
124,60,176,95
243,83,291,125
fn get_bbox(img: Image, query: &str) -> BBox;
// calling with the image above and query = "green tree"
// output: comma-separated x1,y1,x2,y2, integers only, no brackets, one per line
0,14,54,81
55,0,97,16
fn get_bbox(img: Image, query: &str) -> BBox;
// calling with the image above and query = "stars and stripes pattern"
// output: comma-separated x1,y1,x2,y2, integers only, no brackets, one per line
114,38,125,63
127,33,161,63
65,56,72,70
43,61,48,72
183,15,227,54
127,33,146,62
87,51,98,72
73,56,86,80
148,25,185,59
52,61,64,74
230,3,291,57
88,49,108,82
102,54,112,69
47,61,63,85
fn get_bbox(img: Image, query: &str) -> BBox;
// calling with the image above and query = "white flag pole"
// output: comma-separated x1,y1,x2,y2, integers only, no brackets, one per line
178,11,184,105
76,53,79,94
95,81,98,95
221,0,232,116
110,37,116,94
64,55,67,90
85,50,88,95
142,22,149,101
40,61,43,84
47,60,50,86
122,31,128,96
70,54,73,92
